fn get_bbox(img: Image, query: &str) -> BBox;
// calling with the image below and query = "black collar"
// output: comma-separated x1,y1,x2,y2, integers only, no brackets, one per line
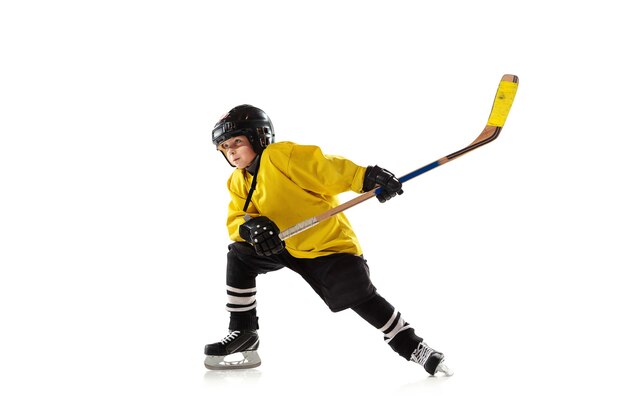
245,154,260,175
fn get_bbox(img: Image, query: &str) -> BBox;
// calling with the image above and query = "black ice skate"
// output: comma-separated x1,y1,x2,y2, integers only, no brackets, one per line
410,341,453,376
204,330,261,370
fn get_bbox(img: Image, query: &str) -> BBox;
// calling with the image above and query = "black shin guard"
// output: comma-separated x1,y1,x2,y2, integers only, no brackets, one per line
387,329,422,360
228,310,259,331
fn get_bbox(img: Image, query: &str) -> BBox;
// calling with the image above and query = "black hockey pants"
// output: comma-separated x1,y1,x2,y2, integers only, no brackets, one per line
225,242,422,360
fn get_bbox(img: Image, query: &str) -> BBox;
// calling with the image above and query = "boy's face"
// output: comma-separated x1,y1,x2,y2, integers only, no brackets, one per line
218,135,257,169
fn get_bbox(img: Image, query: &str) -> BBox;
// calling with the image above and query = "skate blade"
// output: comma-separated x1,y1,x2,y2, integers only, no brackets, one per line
204,351,261,370
435,361,454,377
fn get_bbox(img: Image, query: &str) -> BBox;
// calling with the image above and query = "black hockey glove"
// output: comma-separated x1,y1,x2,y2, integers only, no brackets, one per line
239,216,285,256
362,165,404,203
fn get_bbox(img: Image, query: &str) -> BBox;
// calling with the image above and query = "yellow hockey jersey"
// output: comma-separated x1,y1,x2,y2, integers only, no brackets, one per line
226,142,367,259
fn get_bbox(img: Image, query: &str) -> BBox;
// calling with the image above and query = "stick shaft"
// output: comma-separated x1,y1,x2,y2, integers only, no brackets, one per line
279,74,518,241
278,190,376,240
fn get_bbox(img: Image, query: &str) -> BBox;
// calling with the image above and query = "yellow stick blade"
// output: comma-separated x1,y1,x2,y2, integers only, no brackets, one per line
487,74,519,127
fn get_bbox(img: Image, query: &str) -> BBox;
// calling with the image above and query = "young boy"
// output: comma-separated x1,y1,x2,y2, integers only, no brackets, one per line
204,104,452,376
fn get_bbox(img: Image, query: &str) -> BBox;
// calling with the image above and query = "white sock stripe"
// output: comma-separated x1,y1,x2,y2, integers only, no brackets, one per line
227,294,256,305
226,285,257,294
385,322,412,342
226,301,257,312
378,309,399,333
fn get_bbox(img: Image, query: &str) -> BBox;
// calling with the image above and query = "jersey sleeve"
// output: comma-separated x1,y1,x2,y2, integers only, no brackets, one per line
285,144,367,196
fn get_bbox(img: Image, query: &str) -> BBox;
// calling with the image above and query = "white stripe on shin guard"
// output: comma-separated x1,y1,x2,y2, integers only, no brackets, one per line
378,309,399,333
225,286,257,313
226,302,257,312
227,294,256,305
226,285,257,293
379,310,412,343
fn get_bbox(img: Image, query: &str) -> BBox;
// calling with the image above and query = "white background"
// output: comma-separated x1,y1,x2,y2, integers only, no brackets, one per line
1,1,625,416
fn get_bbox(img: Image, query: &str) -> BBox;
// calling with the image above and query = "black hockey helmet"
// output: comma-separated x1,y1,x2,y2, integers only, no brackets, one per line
212,105,275,158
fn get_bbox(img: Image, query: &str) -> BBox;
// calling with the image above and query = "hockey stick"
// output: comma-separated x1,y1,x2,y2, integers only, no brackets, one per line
278,74,519,241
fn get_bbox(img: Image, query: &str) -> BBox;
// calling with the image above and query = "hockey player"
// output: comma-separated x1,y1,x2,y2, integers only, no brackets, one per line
204,104,452,376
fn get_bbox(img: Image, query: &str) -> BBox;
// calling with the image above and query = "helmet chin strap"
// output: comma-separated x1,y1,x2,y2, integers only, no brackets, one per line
242,153,261,213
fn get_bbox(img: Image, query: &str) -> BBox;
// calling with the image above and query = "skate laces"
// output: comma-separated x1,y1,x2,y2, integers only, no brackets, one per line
220,330,240,345
411,342,435,366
